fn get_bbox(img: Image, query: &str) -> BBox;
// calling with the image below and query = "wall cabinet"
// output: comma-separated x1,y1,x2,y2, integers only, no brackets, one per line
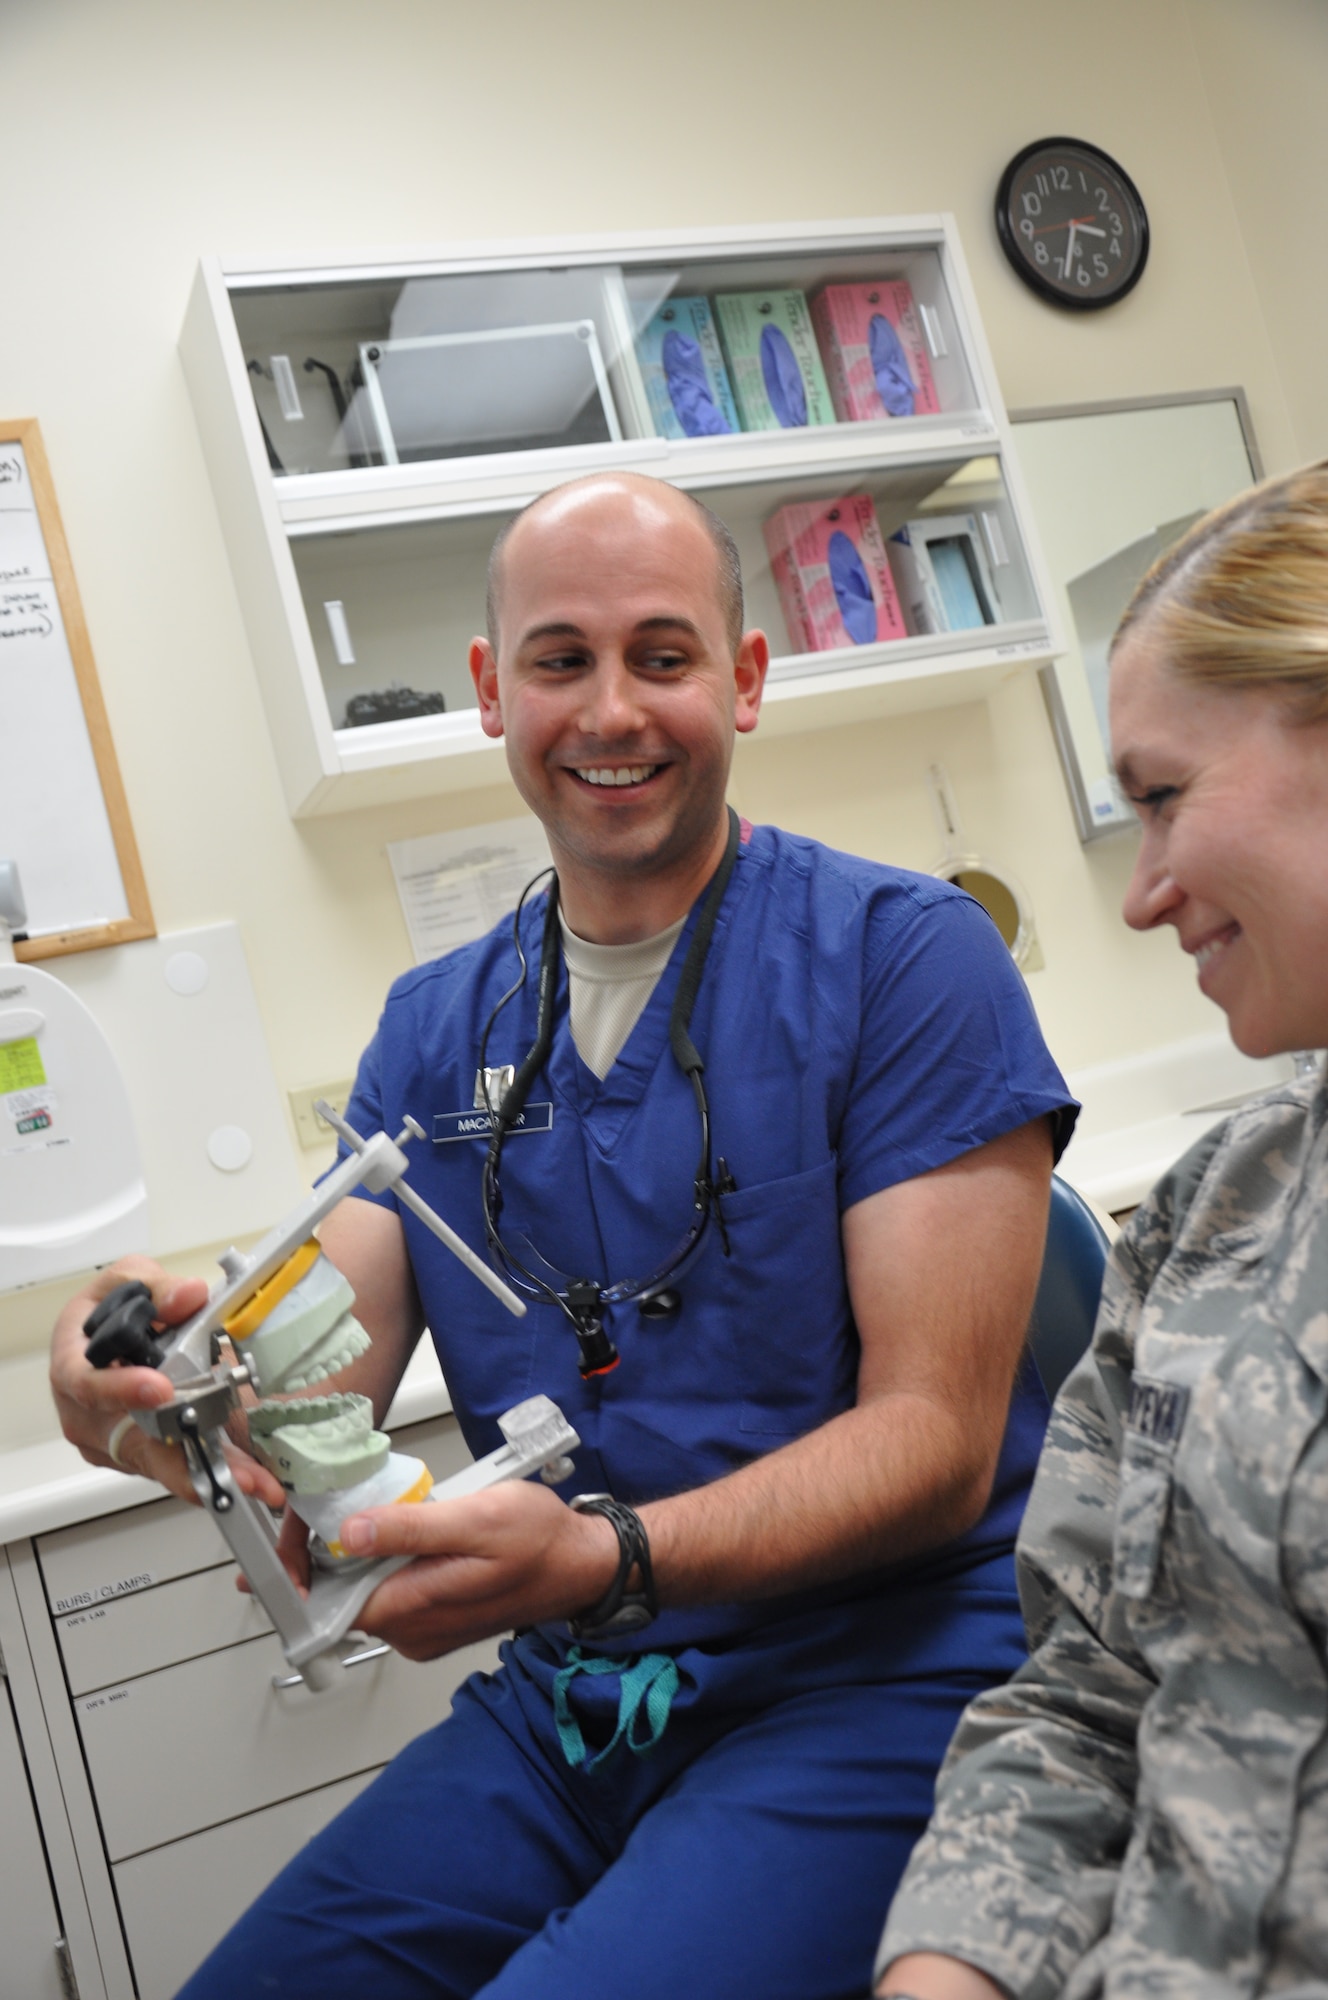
1,1413,500,2000
180,218,1060,816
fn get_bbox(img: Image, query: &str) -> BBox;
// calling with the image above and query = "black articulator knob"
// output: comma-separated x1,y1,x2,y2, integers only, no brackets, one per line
83,1282,168,1371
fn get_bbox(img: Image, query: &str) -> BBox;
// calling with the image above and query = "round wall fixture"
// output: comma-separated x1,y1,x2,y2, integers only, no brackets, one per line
207,1124,253,1173
933,853,1037,968
165,951,210,996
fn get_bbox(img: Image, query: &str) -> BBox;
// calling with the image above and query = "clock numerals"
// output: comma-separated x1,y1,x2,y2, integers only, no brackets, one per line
996,138,1148,311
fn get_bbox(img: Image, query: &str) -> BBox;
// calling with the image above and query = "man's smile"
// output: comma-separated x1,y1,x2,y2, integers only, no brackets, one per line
569,764,664,788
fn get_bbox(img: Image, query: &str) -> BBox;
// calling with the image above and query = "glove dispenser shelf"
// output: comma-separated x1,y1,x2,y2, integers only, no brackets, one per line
180,218,1061,817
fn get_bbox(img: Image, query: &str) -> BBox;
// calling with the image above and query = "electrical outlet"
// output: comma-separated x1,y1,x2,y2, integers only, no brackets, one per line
288,1079,355,1150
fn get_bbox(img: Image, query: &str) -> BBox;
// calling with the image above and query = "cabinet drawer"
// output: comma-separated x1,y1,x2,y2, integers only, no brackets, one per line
38,1492,226,1616
76,1622,501,1859
52,1414,474,1691
37,1411,471,1622
115,1770,377,2000
57,1561,270,1693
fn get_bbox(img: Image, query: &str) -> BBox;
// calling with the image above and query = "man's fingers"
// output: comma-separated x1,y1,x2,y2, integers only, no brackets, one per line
60,1361,175,1415
340,1499,453,1559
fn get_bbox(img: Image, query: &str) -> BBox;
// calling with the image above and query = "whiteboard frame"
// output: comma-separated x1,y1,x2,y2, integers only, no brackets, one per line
4,418,154,959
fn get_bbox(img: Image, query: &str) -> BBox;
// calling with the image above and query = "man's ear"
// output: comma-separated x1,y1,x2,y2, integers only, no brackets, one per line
470,637,504,739
733,629,769,736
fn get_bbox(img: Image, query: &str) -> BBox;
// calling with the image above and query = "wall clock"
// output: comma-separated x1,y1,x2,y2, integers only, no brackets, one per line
995,137,1149,311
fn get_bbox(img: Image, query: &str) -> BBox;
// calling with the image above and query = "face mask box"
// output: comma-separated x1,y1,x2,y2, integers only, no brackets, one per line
713,289,836,432
635,297,740,440
764,494,908,653
809,281,940,422
887,516,997,636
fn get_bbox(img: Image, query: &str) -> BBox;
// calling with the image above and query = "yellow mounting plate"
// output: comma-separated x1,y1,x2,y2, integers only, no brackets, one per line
223,1238,321,1342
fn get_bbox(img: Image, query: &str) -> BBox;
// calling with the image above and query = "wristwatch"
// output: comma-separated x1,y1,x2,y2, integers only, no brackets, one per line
567,1495,658,1640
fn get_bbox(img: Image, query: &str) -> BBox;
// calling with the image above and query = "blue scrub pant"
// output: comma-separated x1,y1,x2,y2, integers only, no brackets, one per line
176,1559,1024,2000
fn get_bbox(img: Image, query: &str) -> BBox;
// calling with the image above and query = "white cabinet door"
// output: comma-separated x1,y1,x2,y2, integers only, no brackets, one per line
115,1770,377,2000
0,1680,69,2000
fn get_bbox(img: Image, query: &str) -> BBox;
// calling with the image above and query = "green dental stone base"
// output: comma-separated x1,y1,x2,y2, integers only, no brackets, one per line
249,1391,391,1494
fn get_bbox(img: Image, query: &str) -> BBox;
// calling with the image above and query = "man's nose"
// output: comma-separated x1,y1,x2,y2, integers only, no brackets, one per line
578,658,646,739
1122,833,1182,931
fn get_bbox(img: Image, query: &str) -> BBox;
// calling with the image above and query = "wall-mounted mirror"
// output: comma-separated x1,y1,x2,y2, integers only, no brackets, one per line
1012,389,1263,841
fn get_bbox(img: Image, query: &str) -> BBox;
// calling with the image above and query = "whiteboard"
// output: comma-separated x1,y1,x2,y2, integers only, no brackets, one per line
0,421,153,956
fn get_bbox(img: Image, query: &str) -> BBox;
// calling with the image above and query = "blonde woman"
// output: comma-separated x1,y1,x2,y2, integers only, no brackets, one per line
876,462,1328,2000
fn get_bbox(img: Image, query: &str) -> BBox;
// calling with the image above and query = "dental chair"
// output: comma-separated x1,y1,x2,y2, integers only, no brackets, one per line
1027,1174,1113,1403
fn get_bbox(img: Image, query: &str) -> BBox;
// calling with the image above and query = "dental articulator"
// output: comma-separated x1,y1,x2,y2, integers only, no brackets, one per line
82,1107,579,1690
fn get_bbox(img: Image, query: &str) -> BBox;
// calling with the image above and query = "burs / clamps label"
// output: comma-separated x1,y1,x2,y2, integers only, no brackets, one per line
53,1571,156,1615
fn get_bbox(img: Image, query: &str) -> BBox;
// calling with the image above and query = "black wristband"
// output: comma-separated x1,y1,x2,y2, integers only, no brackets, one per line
567,1495,657,1640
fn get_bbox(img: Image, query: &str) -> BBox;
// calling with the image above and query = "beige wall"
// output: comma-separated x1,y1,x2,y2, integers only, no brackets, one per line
0,0,1317,1242
1188,0,1328,465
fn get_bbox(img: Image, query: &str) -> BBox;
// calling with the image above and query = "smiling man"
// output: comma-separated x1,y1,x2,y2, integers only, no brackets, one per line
58,472,1075,2000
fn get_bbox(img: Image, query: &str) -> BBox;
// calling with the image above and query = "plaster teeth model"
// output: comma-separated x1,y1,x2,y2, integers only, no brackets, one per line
249,1389,434,1563
248,1392,389,1494
223,1242,370,1394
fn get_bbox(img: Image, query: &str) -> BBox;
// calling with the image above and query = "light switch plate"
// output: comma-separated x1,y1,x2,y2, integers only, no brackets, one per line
288,1079,355,1150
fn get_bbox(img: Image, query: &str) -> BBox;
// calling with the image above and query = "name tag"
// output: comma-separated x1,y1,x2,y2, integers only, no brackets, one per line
1126,1375,1189,1452
433,1102,554,1144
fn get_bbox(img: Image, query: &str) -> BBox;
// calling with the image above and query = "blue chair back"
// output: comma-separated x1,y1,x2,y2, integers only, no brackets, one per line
1027,1175,1112,1403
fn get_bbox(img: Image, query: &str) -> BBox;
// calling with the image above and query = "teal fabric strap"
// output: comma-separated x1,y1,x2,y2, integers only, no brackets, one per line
552,1646,681,1773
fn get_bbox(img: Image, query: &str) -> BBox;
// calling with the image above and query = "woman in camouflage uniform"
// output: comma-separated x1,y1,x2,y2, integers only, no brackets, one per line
876,462,1328,2000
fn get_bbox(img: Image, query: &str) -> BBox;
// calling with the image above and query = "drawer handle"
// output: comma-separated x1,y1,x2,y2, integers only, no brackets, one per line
271,1641,391,1691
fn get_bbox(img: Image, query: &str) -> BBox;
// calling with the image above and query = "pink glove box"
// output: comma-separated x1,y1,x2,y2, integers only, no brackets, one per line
764,495,908,654
809,281,940,422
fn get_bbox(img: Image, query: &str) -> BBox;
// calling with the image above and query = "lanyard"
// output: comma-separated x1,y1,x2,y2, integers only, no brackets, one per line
478,807,741,1378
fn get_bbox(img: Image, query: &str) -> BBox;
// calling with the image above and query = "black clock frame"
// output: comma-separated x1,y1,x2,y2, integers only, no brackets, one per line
995,136,1149,313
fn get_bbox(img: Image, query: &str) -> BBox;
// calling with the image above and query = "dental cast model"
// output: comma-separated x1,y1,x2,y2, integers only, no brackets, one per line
248,1391,434,1559
83,1110,580,1688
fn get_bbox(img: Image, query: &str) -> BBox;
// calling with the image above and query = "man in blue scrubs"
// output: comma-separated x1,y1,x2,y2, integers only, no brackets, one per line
58,472,1074,2000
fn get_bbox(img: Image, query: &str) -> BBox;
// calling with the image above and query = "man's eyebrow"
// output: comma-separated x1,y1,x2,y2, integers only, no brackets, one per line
1112,752,1140,791
518,621,589,647
633,616,704,640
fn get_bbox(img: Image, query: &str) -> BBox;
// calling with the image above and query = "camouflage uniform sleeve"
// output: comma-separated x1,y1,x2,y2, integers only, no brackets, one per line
876,1136,1224,2000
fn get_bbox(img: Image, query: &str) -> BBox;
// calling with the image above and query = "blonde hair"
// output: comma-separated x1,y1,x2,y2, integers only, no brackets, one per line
1112,458,1328,719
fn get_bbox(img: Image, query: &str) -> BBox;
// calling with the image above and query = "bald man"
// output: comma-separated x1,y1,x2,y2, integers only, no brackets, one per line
55,474,1075,2000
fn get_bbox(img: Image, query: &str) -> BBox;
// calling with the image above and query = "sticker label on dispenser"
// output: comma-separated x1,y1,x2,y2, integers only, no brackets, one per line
0,1034,44,1091
3,1084,63,1154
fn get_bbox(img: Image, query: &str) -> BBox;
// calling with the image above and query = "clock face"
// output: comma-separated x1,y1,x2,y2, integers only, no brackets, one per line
996,137,1149,311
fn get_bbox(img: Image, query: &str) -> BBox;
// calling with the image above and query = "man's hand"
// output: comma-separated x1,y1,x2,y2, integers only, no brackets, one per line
335,1481,620,1661
50,1257,284,1509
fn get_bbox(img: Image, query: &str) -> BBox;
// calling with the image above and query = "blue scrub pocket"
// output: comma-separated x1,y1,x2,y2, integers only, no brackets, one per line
709,1156,854,1438
662,331,732,438
827,530,878,645
868,313,916,418
760,323,808,428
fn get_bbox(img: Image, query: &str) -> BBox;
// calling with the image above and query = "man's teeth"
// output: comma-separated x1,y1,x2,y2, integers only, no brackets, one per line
574,765,658,787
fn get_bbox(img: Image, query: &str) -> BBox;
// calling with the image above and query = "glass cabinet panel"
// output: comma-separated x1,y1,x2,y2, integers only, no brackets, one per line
290,453,1038,735
232,238,977,484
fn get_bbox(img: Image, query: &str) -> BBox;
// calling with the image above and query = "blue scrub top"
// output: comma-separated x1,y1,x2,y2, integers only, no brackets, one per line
340,824,1076,1650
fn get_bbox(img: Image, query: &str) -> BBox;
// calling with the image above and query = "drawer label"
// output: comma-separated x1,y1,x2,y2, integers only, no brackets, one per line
59,1606,109,1630
53,1570,155,1615
79,1685,133,1714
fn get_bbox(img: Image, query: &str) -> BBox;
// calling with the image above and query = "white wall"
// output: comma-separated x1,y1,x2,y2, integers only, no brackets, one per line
0,0,1317,1352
